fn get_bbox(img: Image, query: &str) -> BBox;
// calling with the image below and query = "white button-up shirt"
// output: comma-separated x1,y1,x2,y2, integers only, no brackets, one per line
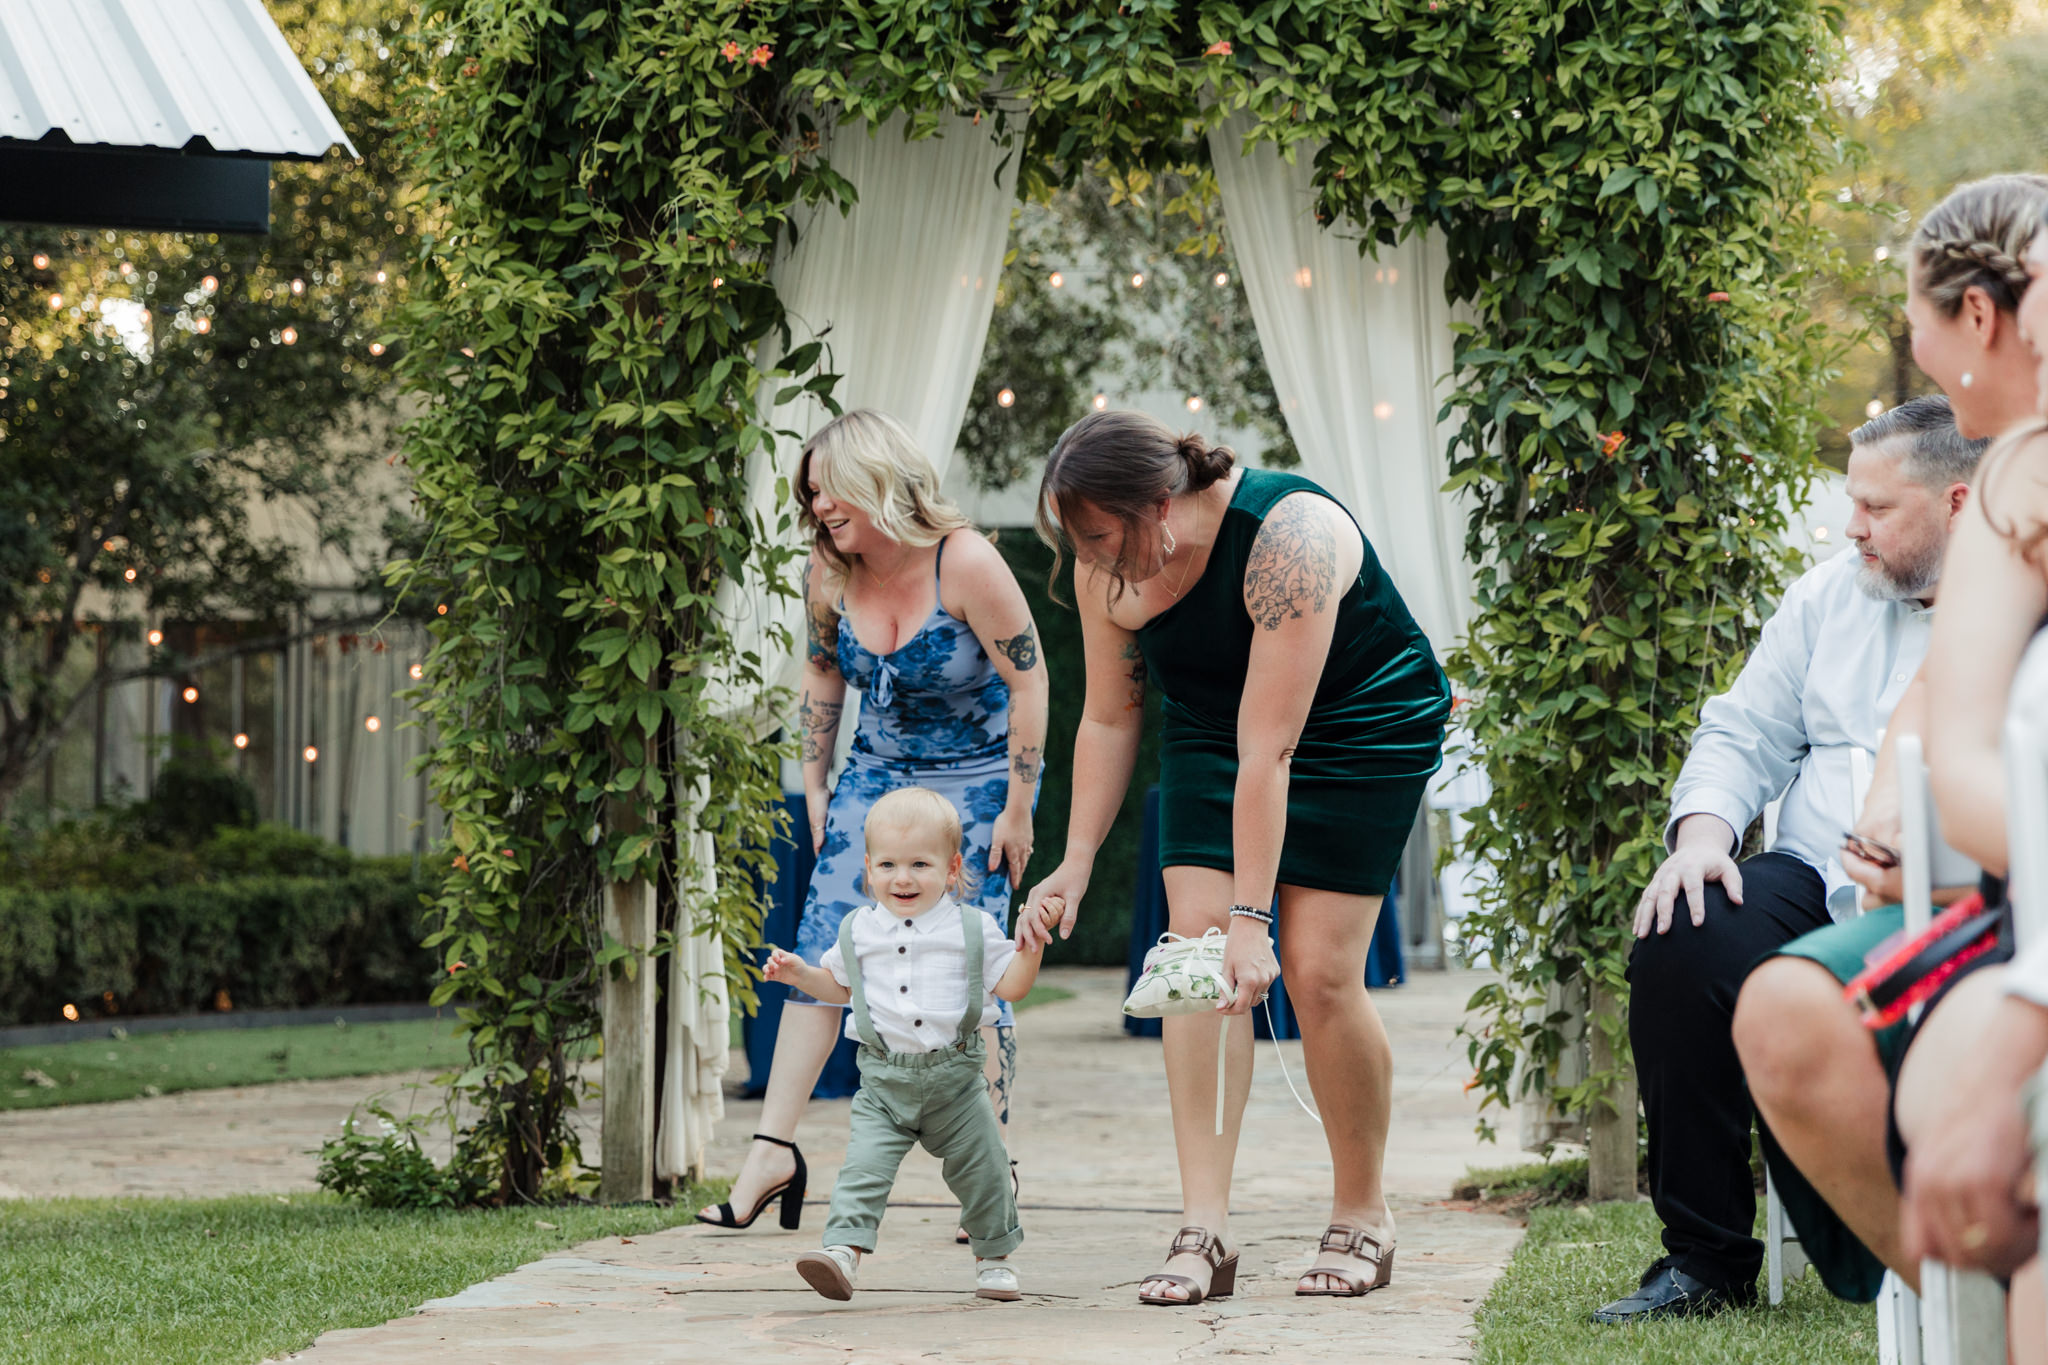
825,896,1016,1054
1667,548,1934,921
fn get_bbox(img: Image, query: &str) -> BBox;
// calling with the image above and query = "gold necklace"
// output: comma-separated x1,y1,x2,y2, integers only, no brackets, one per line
1162,494,1207,599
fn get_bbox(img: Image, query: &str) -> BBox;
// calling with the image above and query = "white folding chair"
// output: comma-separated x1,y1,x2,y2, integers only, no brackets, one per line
2005,644,2048,1351
1763,783,1815,1309
1900,735,2009,1365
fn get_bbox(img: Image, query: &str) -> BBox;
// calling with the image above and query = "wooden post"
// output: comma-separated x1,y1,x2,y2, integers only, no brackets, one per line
1586,981,1638,1202
600,873,656,1203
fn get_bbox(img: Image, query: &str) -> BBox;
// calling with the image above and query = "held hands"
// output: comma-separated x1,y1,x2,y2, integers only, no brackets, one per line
1018,861,1090,950
1219,915,1279,1016
1633,816,1743,938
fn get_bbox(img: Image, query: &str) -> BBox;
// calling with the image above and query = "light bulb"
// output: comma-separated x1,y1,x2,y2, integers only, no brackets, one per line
435,603,448,616
201,275,218,293
181,686,199,704
195,317,211,334
375,270,388,284
1092,393,1108,411
409,663,424,680
290,279,305,295
303,745,319,763
997,387,1016,408
281,327,298,345
1373,400,1394,420
1213,272,1229,287
1814,527,1830,542
1186,396,1203,412
48,293,62,310
364,715,382,733
147,629,163,646
1048,272,1064,288
123,568,137,582
1294,268,1313,288
1864,399,1884,418
233,733,249,749
32,253,49,270
1130,272,1144,288
62,1003,79,1022
369,342,385,356
711,276,724,288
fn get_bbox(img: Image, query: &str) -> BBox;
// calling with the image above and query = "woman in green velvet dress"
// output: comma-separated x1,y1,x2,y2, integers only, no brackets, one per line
1018,410,1450,1306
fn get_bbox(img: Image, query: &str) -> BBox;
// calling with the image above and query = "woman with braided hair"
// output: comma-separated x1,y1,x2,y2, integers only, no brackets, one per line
1720,175,2048,1348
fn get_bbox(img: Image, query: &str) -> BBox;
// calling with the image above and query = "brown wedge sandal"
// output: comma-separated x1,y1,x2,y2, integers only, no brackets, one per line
1137,1225,1239,1306
1296,1224,1395,1297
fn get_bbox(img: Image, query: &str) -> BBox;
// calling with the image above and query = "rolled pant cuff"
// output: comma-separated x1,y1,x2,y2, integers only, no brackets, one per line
967,1226,1023,1260
823,1224,879,1254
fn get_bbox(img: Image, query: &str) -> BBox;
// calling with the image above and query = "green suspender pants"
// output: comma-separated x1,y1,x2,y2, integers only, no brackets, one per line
822,908,1023,1260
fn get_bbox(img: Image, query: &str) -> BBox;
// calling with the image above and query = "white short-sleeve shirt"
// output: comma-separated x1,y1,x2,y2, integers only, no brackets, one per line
824,896,1016,1055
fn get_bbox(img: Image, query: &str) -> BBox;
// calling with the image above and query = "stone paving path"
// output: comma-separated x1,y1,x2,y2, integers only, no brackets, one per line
272,966,1526,1364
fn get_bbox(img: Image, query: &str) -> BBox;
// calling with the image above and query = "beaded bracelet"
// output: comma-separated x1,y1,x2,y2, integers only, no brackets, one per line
1227,903,1274,926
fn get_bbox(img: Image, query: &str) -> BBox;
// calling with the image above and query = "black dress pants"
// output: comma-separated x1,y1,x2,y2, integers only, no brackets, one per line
1626,851,1830,1291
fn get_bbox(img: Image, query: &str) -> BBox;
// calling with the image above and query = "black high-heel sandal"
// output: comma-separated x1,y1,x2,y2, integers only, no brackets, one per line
957,1160,1019,1245
696,1133,806,1230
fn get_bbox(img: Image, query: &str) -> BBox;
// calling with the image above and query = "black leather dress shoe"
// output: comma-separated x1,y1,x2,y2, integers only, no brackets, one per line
1590,1258,1757,1324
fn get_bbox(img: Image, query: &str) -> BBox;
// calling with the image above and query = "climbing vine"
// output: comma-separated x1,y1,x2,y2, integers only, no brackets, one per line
387,0,1845,1196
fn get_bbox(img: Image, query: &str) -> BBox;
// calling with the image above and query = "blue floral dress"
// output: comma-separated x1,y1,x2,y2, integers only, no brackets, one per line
790,542,1024,1027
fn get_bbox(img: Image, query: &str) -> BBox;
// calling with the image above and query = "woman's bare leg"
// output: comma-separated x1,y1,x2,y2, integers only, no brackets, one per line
696,1000,840,1224
1276,885,1395,1293
1734,957,1911,1284
1141,865,1253,1302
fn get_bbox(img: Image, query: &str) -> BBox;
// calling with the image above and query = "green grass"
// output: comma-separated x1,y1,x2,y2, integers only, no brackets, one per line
0,1017,472,1111
0,1187,720,1365
1016,983,1076,1011
1475,1200,1878,1365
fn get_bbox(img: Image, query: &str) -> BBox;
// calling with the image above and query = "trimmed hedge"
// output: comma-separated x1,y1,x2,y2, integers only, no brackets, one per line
0,870,436,1027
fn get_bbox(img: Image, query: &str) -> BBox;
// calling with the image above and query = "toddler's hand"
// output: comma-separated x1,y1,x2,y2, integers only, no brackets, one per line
762,948,803,982
1019,896,1064,950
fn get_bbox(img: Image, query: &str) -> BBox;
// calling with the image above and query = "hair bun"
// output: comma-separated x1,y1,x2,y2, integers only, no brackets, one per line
1177,432,1236,488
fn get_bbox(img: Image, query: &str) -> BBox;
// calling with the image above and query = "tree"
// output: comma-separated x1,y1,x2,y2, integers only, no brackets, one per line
0,0,417,812
958,166,1294,493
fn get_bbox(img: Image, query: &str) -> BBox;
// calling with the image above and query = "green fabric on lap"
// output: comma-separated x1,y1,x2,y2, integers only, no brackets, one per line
1757,905,1906,1303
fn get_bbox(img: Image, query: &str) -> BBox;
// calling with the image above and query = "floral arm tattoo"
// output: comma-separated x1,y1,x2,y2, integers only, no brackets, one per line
1119,641,1148,712
1012,744,1043,785
1243,497,1338,631
798,689,842,763
993,627,1039,671
804,560,841,676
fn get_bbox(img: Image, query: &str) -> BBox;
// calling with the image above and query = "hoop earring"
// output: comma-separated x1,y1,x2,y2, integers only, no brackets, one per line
1961,371,1975,388
1161,517,1177,556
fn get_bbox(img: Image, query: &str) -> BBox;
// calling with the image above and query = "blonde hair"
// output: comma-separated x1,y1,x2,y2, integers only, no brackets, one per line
1910,174,2048,318
795,409,972,575
863,786,982,899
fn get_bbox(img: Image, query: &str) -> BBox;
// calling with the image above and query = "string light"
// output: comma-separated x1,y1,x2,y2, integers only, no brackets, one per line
290,278,305,295
409,663,424,680
302,745,319,763
364,715,382,733
1213,272,1229,287
1048,272,1064,288
147,629,163,646
32,253,49,270
201,275,218,294
1186,396,1203,413
1864,399,1884,418
1814,526,1831,542
1294,268,1313,288
435,603,448,616
281,327,298,345
123,568,137,582
1092,393,1108,411
375,270,388,284
48,293,62,310
711,276,724,289
997,387,1016,408
233,732,250,749
195,317,211,334
1875,246,1891,263
1373,400,1394,420
369,342,385,356
62,1003,79,1022
119,261,134,276
1129,272,1145,289
181,686,199,704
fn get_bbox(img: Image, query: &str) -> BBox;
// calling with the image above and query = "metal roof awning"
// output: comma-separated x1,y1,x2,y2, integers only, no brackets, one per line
0,0,359,234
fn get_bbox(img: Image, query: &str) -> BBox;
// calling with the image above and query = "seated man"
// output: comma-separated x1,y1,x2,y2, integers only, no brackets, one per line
1593,395,1983,1323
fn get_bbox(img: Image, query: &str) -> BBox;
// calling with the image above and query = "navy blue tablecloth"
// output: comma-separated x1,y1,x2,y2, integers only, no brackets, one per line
1121,786,1404,1040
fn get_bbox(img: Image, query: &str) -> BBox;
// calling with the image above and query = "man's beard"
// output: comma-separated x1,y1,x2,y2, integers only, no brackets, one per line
1853,535,1943,601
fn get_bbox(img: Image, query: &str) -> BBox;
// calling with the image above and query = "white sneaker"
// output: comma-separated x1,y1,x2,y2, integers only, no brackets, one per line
796,1245,860,1300
975,1258,1021,1301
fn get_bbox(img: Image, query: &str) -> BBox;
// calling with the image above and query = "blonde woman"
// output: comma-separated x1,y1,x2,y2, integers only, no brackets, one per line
699,409,1048,1233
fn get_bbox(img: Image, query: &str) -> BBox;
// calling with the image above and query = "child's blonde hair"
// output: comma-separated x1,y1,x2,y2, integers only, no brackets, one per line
864,787,982,899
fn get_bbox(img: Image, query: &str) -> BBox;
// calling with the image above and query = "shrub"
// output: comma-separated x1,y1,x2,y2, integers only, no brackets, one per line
315,1103,489,1210
136,749,258,846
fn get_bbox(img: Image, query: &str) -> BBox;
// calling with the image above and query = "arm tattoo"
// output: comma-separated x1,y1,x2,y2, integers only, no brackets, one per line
1243,497,1338,631
1119,642,1147,712
993,628,1039,672
798,691,842,763
1011,744,1042,785
804,561,841,675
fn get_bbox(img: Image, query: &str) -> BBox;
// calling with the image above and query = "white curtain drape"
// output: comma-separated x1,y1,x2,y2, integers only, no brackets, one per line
1207,113,1474,653
713,110,1024,721
655,794,729,1185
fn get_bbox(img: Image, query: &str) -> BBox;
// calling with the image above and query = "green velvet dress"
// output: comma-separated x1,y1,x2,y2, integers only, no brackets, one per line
1137,468,1451,897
